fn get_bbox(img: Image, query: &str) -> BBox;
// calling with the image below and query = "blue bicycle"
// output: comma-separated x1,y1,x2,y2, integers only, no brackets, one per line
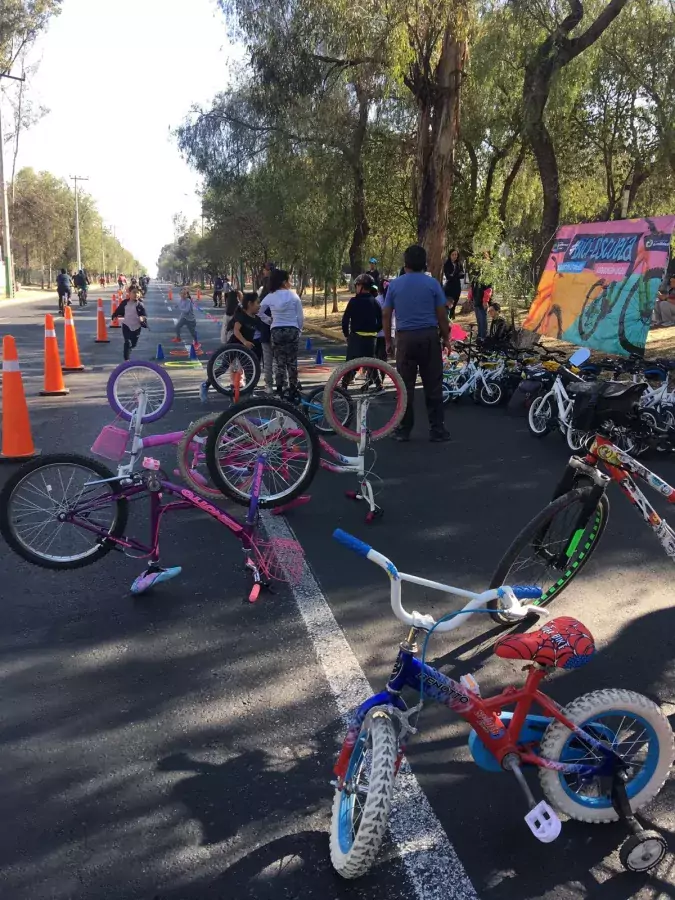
329,530,673,878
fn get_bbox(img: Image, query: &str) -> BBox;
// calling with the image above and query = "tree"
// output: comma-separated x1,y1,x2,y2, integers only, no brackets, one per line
517,0,630,276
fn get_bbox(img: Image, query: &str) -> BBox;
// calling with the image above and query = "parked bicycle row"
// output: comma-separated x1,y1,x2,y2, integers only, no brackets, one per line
1,349,673,878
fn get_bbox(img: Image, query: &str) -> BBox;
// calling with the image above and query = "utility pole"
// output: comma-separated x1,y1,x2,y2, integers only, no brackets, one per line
112,225,118,280
0,71,25,300
101,223,106,279
70,175,89,271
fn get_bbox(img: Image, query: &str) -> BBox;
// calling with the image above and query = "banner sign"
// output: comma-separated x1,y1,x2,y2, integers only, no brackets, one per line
524,216,675,356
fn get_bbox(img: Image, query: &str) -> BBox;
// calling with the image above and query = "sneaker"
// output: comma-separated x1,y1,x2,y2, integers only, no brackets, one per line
199,382,209,403
392,429,410,442
171,337,182,343
429,430,451,443
130,565,182,595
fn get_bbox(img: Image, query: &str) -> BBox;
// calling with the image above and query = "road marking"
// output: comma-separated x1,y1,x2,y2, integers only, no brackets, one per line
262,513,479,900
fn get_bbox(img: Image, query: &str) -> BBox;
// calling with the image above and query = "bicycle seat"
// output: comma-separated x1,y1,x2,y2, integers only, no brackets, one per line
494,617,595,670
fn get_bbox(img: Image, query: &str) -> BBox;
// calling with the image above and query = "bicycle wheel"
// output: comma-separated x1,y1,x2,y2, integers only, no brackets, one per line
477,380,502,406
304,385,353,434
323,358,406,441
107,360,174,423
205,397,319,508
206,343,260,397
175,414,221,500
329,711,397,879
0,454,129,570
566,427,592,452
488,487,609,624
540,690,673,827
528,393,554,437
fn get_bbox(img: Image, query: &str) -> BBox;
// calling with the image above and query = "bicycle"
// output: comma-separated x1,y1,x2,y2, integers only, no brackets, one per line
488,379,675,621
77,287,88,307
0,396,304,604
57,291,72,316
329,530,673,878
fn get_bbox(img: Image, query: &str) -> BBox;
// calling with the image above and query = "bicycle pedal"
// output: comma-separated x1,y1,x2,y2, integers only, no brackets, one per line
525,801,561,843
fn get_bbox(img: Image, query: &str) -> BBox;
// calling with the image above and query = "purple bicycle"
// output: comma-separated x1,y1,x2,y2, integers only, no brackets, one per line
0,444,304,604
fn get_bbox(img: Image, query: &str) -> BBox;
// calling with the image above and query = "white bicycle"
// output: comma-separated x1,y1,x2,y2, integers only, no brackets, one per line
527,348,599,451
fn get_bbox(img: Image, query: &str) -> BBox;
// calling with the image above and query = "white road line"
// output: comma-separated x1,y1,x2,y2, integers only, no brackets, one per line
262,513,479,900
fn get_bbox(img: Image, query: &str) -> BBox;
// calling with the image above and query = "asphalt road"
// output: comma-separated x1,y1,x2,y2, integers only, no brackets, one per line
1,283,674,900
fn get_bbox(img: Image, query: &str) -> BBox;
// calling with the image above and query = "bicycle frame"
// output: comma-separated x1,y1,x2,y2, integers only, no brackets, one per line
334,645,619,784
570,434,675,559
543,375,574,432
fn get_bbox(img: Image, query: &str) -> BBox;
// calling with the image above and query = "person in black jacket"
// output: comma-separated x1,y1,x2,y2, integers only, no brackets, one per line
443,249,464,318
341,273,382,384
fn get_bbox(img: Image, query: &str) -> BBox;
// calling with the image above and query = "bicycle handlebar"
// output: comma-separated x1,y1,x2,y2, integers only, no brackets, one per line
332,529,543,632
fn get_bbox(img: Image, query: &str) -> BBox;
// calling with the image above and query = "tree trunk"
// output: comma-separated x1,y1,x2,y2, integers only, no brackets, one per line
311,278,316,307
347,86,370,278
499,144,526,225
413,28,467,280
324,280,329,320
523,0,630,280
331,281,338,313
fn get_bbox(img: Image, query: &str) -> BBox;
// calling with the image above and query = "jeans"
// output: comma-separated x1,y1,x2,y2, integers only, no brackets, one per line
475,304,487,339
395,327,445,435
176,314,198,342
122,324,141,360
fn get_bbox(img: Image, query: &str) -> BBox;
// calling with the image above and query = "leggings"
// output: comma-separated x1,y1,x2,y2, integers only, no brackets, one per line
176,314,198,342
271,327,300,391
122,324,141,361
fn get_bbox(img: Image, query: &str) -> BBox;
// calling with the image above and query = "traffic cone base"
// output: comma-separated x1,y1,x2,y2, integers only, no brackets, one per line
1,335,40,462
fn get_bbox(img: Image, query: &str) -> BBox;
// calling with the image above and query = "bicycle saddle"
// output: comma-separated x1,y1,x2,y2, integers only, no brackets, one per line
494,617,595,670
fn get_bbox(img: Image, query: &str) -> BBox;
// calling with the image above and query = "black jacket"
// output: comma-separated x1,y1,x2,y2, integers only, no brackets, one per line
342,293,382,338
443,258,464,298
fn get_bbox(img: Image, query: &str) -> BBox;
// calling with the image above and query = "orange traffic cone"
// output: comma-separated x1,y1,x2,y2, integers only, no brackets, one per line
197,289,202,300
40,314,69,396
1,335,40,462
168,289,173,301
111,295,120,327
95,298,110,343
63,306,85,371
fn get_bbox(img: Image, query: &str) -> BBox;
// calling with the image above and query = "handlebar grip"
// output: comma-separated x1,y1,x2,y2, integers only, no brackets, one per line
333,529,372,558
512,585,543,600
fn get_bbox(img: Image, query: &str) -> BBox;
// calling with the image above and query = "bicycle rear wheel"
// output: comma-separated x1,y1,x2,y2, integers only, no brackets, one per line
304,385,353,434
0,453,128,570
205,397,319,507
488,487,609,624
176,414,221,499
206,344,260,397
107,360,174,423
323,358,406,441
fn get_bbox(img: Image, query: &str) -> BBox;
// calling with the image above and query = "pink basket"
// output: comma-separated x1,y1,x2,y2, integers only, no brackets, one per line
91,424,129,462
254,538,304,584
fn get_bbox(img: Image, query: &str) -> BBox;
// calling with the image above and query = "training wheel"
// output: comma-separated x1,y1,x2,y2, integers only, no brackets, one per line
619,831,667,873
248,583,261,604
365,507,383,524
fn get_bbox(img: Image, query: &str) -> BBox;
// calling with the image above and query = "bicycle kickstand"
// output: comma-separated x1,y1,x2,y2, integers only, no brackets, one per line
345,476,383,524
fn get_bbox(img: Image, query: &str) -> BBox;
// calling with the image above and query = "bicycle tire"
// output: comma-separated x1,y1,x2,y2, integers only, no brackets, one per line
329,711,397,878
206,343,260,397
205,397,320,508
175,414,221,500
107,360,174,423
488,486,609,624
478,381,502,406
527,393,554,437
304,384,354,434
0,453,129,570
323,358,406,441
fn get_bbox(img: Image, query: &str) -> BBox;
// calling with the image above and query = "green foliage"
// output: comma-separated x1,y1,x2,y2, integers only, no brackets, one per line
10,167,142,282
0,1,62,71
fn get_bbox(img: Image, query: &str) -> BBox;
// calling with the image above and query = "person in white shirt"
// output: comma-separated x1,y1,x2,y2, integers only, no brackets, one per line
261,269,304,396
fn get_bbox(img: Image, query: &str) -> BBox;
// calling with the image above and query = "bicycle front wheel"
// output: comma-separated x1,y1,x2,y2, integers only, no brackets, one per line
528,394,554,437
488,487,609,624
323,357,406,441
107,360,174,423
206,344,260,397
176,414,221,499
0,454,128,570
205,398,319,507
329,711,397,879
304,384,354,434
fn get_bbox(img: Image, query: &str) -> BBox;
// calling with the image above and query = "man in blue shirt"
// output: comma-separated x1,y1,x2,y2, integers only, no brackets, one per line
383,244,450,442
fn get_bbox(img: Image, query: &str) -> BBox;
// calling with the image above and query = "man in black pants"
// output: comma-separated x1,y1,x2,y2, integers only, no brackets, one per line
341,273,382,385
383,245,450,442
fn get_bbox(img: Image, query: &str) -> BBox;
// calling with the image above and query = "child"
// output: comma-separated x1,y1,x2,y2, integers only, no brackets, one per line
261,268,304,397
111,285,147,360
230,292,262,355
173,288,201,350
485,302,509,347
199,290,243,403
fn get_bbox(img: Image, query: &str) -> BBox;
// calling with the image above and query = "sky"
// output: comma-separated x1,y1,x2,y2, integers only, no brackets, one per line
3,0,240,272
